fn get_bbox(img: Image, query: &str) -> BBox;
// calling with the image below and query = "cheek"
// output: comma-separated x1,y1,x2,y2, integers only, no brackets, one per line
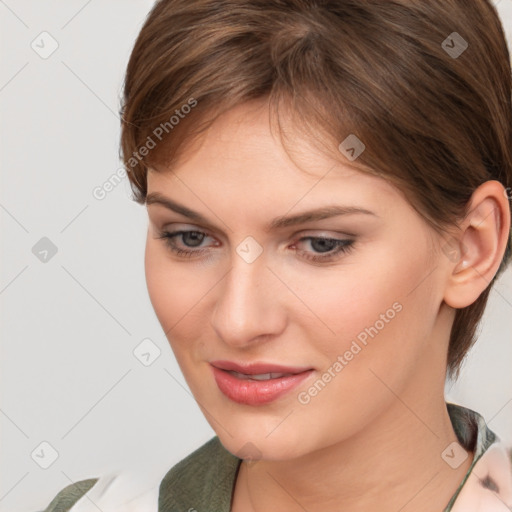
303,240,438,379
144,238,199,335
286,254,439,444
144,237,219,365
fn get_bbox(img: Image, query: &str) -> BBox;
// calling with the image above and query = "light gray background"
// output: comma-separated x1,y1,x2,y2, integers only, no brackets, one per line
1,1,511,511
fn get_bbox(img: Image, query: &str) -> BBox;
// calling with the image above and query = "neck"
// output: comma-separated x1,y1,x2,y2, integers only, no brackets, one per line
235,397,472,512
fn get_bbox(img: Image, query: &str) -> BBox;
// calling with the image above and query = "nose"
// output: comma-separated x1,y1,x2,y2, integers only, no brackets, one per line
210,248,287,348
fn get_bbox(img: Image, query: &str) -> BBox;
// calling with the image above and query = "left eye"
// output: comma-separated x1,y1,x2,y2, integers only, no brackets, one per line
290,236,355,262
156,230,355,263
156,230,214,258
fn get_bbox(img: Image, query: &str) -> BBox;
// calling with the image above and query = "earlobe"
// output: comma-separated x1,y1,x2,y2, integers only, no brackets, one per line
443,180,510,309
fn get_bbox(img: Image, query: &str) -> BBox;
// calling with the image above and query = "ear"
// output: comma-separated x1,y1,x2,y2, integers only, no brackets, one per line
443,180,511,309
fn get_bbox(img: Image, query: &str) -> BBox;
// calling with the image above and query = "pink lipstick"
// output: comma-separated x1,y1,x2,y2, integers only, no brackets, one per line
210,360,314,406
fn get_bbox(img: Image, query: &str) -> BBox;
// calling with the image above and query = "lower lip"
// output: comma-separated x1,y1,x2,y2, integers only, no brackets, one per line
211,366,314,406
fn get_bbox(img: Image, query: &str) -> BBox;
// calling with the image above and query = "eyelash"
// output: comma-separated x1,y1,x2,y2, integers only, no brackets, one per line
155,229,355,263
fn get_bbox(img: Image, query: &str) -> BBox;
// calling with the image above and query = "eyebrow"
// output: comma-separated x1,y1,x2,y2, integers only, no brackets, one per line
146,192,378,231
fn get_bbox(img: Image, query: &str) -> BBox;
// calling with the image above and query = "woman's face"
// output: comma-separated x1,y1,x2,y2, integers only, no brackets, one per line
145,100,451,460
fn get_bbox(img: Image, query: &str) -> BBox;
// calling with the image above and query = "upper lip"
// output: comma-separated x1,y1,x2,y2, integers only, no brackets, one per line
210,360,313,375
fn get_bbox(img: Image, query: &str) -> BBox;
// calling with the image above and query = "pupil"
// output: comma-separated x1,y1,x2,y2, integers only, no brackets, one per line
311,238,336,253
183,232,204,247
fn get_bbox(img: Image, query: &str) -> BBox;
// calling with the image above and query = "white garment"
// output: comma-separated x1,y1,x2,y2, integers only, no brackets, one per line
450,440,512,511
68,470,160,512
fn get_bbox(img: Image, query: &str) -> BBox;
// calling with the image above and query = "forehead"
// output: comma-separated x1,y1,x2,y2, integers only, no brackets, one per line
147,101,399,206
177,100,353,176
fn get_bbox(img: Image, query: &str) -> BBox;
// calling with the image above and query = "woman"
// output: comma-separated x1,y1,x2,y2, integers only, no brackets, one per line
39,0,512,511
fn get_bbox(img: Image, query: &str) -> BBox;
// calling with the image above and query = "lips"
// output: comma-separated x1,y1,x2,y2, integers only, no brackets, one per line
210,360,313,375
226,371,292,380
210,360,314,405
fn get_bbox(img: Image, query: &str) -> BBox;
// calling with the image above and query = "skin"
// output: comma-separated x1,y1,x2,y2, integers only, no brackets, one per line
144,98,510,512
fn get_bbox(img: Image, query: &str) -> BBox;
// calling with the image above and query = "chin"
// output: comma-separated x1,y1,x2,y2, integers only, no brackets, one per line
216,424,310,463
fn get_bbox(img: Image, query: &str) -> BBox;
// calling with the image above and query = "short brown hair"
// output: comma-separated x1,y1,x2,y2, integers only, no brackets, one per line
119,0,512,380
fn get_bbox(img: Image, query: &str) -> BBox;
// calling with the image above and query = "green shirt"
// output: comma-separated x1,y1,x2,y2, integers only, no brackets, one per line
40,402,510,512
